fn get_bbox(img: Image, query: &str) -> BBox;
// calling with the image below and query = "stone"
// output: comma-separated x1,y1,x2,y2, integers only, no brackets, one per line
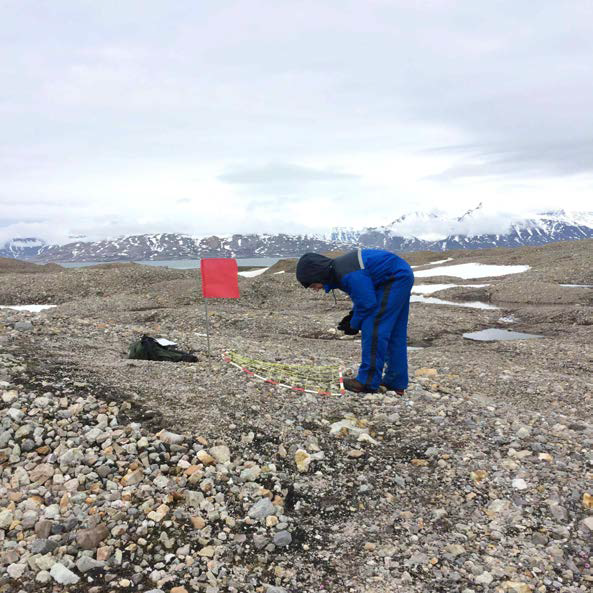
583,492,593,509
21,510,38,529
59,448,83,466
29,463,54,484
85,427,103,442
248,498,276,520
191,516,206,529
200,478,214,492
582,517,593,531
294,449,312,472
156,429,184,445
240,465,261,481
7,563,26,579
329,418,368,438
36,570,52,584
273,530,292,547
445,544,465,557
76,556,106,572
15,424,33,438
253,534,268,549
475,572,493,585
512,478,528,490
76,524,109,549
35,519,53,539
14,321,33,331
0,430,11,447
31,539,58,555
487,499,510,514
154,475,169,489
470,470,487,482
406,552,429,566
171,588,189,593
502,583,531,593
196,450,215,465
50,562,80,585
415,368,438,377
0,508,13,529
121,467,144,486
198,545,215,557
96,546,112,561
348,449,365,458
35,554,56,571
549,504,568,521
209,445,231,464
147,504,170,522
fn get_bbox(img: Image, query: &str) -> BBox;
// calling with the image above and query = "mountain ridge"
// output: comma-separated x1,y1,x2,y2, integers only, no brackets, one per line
2,208,593,262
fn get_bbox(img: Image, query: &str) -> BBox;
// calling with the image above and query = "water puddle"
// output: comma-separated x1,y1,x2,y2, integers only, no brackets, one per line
463,328,543,342
411,295,498,310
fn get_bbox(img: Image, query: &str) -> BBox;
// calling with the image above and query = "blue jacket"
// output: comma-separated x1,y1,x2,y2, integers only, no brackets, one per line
324,249,413,330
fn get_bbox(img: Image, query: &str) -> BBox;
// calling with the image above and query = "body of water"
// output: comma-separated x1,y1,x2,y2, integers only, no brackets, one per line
463,328,543,341
59,257,282,269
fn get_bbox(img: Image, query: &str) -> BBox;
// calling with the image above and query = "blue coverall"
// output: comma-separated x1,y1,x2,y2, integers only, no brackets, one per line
326,249,414,391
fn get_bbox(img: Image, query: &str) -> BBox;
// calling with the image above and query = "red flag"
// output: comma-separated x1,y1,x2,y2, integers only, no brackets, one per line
200,258,240,298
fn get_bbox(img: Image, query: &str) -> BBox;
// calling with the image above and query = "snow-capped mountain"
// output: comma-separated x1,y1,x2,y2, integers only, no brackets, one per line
2,208,592,262
16,233,344,263
0,238,46,259
355,206,593,251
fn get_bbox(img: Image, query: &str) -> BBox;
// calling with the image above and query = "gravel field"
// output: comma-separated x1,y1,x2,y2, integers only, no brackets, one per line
0,240,592,592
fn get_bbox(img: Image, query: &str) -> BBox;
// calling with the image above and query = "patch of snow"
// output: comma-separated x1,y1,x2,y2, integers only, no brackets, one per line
412,284,457,294
498,315,515,323
412,257,454,269
414,263,530,279
560,284,593,288
0,305,57,312
412,283,489,295
238,267,269,278
411,295,498,310
274,271,286,275
155,338,177,346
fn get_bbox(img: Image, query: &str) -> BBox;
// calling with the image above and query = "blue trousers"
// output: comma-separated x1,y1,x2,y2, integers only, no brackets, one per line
355,269,414,390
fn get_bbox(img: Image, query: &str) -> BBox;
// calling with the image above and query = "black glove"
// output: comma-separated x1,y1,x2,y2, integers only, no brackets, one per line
337,310,359,335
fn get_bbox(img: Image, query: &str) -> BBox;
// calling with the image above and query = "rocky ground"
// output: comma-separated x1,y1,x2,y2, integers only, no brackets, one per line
0,240,592,593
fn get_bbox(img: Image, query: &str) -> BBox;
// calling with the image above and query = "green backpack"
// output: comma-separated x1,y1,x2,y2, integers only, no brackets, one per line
128,335,198,363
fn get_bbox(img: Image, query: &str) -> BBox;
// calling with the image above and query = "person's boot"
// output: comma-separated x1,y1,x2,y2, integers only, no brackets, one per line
343,378,377,394
379,383,405,396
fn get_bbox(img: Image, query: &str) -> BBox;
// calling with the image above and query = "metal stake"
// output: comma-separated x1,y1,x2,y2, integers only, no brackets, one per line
204,297,211,356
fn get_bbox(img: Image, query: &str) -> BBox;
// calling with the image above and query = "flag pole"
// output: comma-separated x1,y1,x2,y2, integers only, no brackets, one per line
204,297,211,356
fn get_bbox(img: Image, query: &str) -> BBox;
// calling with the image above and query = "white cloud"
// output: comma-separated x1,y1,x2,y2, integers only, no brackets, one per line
1,1,593,244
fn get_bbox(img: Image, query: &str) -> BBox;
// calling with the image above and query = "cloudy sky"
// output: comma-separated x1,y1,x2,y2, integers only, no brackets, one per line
2,1,593,244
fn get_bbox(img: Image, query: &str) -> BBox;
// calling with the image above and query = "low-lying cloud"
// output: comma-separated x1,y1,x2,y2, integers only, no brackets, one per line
219,163,358,185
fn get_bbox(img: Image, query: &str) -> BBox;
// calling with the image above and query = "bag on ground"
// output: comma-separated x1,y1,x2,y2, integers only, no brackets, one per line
128,335,198,362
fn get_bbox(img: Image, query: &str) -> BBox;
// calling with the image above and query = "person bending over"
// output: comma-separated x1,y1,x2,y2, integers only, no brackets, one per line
296,248,414,394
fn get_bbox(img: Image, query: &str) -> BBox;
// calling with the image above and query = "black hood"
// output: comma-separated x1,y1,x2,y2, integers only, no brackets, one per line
296,253,335,288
